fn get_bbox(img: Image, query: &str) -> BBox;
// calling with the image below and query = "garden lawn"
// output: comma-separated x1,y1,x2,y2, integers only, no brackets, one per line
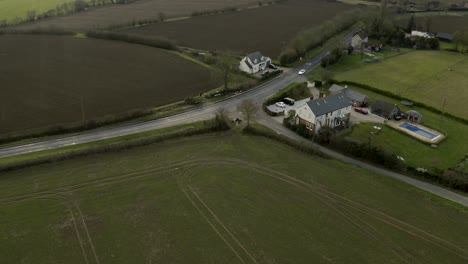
335,50,468,119
344,86,468,173
1,133,468,263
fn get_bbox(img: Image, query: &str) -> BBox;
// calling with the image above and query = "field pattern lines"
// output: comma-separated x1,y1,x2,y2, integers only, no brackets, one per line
0,160,200,205
187,185,259,264
37,194,92,264
176,167,247,264
243,163,468,261
194,158,468,261
75,201,101,264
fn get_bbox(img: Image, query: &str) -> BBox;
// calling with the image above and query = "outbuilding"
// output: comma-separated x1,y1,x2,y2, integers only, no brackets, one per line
372,99,401,119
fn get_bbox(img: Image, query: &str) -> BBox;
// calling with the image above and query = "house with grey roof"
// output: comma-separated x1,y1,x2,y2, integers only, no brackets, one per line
239,51,271,74
295,93,352,133
372,99,401,119
329,84,369,107
351,31,369,50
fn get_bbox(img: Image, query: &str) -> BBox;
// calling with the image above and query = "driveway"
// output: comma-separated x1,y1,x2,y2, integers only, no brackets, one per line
349,108,385,125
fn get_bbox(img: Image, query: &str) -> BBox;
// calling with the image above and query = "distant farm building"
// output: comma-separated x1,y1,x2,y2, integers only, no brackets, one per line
436,32,454,42
351,31,369,50
295,93,352,133
239,51,271,74
372,99,401,119
329,84,369,107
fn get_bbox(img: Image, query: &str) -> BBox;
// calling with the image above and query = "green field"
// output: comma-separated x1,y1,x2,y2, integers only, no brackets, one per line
335,51,468,119
343,86,468,173
1,133,468,263
0,0,78,22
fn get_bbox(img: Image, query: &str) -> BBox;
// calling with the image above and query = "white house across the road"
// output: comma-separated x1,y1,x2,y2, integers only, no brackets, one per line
239,51,271,74
411,30,433,39
295,92,352,133
351,31,368,50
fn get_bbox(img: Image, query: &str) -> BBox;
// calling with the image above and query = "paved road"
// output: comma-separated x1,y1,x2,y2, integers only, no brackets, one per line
2,31,467,207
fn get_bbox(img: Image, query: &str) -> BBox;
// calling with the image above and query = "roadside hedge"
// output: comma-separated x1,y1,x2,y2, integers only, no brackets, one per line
242,125,326,158
0,116,230,173
331,80,468,125
264,82,311,106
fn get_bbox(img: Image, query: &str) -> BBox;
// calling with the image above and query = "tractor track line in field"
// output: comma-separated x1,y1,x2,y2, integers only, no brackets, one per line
37,195,90,264
177,167,246,264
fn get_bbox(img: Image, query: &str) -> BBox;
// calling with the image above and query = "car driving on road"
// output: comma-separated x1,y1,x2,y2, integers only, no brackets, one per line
298,69,306,75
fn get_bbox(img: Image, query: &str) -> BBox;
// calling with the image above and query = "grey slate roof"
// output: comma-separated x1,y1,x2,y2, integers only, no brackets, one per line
436,32,453,41
329,85,368,102
355,31,368,40
406,110,423,118
244,59,253,69
246,51,268,65
329,84,345,93
344,88,368,102
372,99,400,117
306,93,352,117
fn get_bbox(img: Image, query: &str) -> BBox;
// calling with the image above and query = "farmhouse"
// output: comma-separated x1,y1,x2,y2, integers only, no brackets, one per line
295,92,352,133
351,31,369,50
372,99,401,119
239,51,271,74
436,32,454,42
329,84,369,107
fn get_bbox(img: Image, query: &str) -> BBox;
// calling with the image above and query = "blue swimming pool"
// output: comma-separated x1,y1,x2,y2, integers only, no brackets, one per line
399,122,437,140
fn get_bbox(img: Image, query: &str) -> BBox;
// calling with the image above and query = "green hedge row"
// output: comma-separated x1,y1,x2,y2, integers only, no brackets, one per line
264,82,310,106
242,125,327,158
0,116,230,173
86,31,177,51
331,80,468,125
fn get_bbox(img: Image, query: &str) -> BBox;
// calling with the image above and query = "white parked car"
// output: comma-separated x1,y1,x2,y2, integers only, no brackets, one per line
298,69,306,75
275,102,286,108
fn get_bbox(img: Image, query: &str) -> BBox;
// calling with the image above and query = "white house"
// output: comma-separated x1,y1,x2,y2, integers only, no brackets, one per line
239,51,271,74
351,31,368,50
295,92,352,133
411,30,433,39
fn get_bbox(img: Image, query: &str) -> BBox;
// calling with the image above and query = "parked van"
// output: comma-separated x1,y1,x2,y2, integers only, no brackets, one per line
283,97,295,106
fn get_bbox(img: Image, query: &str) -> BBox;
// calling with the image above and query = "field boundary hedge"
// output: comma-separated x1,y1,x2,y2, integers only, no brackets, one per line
331,80,468,125
86,31,177,51
0,116,230,173
242,125,327,158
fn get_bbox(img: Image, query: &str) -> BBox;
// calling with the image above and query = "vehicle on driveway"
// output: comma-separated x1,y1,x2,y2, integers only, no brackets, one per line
269,64,278,69
283,97,295,106
298,69,306,75
354,107,368,114
275,102,286,108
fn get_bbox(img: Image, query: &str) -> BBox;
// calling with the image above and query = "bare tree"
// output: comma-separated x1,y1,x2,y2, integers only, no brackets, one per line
217,60,234,90
237,99,258,125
